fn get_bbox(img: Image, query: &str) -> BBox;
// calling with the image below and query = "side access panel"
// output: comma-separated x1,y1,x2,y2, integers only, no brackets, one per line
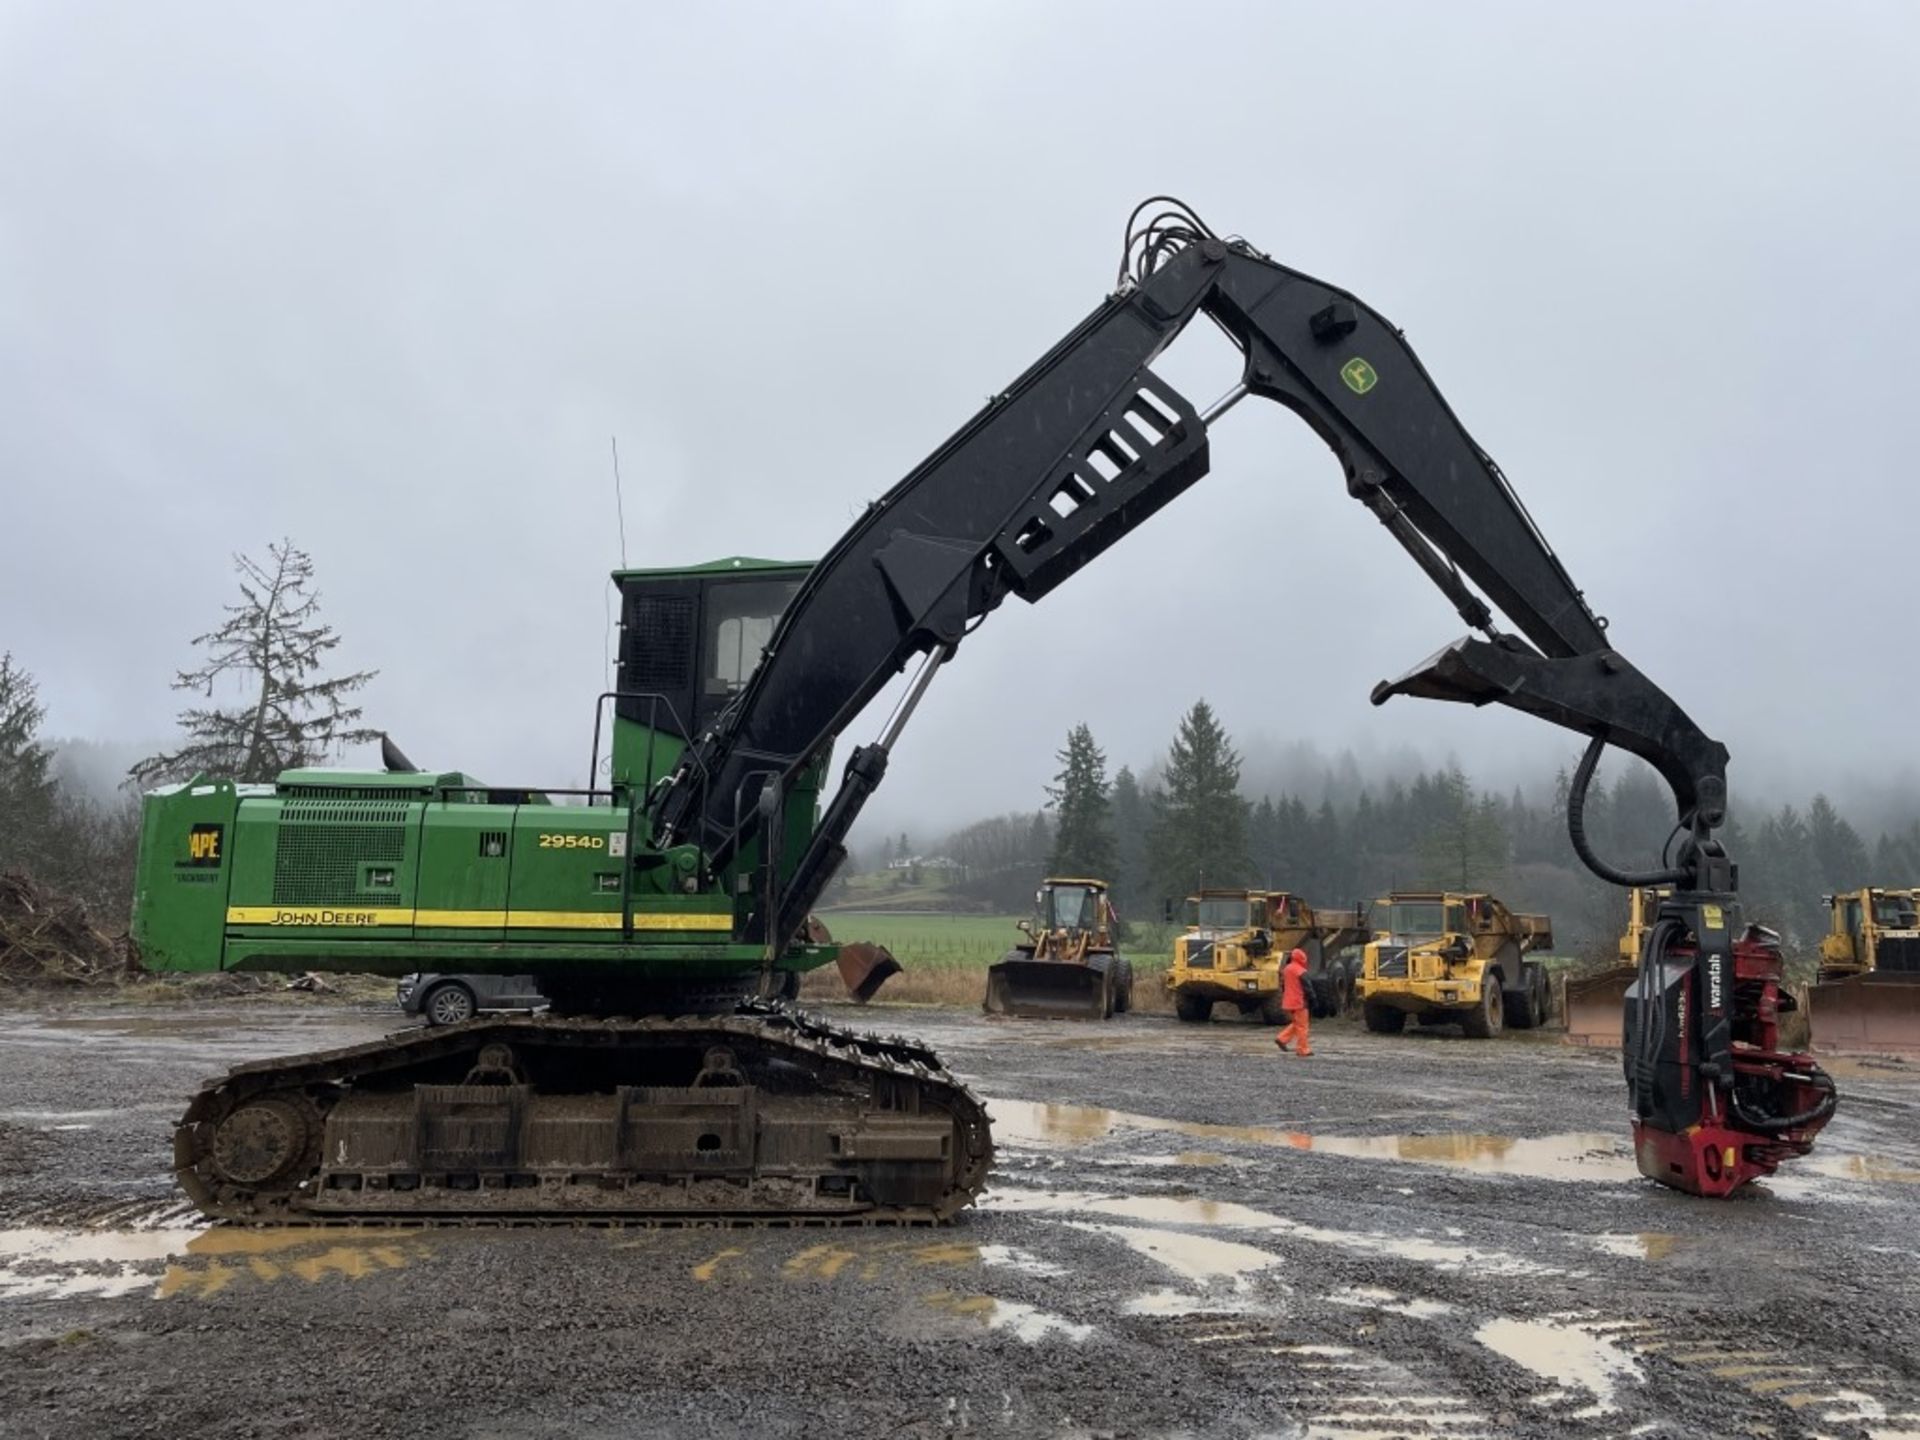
504,808,633,937
413,800,514,943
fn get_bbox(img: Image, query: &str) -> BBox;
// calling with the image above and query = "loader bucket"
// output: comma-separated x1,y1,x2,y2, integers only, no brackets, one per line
984,955,1114,1020
1809,975,1920,1058
835,942,903,1004
1561,967,1634,1048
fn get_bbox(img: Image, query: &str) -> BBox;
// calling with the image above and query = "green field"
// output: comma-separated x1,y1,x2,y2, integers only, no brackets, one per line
804,909,1178,1009
819,911,1022,963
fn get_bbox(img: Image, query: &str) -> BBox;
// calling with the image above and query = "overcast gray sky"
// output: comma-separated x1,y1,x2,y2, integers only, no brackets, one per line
3,2,1917,842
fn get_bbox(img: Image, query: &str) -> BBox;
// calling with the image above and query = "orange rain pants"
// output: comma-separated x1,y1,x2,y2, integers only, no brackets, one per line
1274,1008,1312,1056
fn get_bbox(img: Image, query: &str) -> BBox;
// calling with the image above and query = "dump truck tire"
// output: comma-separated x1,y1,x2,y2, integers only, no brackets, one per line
1175,992,1212,1023
1333,962,1357,1016
1112,956,1134,1013
1462,983,1504,1039
1363,1002,1406,1034
1503,984,1537,1030
1260,993,1289,1026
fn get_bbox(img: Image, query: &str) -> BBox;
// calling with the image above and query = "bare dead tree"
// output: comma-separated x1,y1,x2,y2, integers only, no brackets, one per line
131,540,379,787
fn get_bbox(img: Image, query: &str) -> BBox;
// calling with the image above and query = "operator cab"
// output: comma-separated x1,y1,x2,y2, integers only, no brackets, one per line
611,557,811,788
1184,893,1263,934
1377,897,1454,943
1039,881,1103,933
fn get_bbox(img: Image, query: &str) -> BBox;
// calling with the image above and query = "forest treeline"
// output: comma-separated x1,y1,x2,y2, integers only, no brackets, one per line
0,654,142,921
902,701,1912,957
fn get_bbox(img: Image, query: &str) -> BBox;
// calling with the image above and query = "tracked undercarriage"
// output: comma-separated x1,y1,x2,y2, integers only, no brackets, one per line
175,1004,992,1224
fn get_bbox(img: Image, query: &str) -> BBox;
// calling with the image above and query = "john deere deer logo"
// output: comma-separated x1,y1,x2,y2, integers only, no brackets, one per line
1340,357,1378,395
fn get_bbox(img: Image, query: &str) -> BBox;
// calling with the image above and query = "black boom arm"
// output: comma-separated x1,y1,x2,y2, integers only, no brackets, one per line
648,202,1732,945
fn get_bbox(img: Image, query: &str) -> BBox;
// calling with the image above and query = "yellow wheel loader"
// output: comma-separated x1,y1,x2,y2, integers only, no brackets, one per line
1356,892,1552,1038
1810,888,1920,1057
984,877,1133,1019
1165,890,1369,1024
1561,886,1669,1047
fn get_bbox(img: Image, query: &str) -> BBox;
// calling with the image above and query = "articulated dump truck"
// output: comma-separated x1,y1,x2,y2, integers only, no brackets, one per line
1562,886,1669,1048
984,877,1133,1019
1811,888,1920,1057
1166,890,1368,1024
1357,892,1552,1038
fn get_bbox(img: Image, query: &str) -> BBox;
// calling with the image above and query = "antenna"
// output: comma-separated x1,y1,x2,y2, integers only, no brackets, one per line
610,435,630,569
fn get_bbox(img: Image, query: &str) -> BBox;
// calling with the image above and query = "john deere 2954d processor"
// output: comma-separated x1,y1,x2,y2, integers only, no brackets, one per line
135,198,1834,1220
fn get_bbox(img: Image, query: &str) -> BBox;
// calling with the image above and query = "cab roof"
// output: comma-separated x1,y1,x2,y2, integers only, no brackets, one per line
612,556,812,581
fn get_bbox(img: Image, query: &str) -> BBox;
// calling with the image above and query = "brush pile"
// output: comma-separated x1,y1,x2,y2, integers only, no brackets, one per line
0,870,136,987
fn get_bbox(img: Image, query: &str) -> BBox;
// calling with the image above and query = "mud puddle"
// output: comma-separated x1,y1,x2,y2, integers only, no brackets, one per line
982,1187,1562,1279
989,1097,1638,1180
1474,1315,1642,1416
1592,1233,1680,1261
922,1290,1093,1342
989,1096,1915,1191
0,1225,428,1301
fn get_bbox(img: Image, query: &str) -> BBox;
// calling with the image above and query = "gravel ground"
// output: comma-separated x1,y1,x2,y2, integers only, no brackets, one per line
1,996,1917,1440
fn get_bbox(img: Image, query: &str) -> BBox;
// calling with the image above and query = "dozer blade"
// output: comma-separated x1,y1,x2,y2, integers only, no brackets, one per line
1560,967,1633,1048
1809,975,1920,1058
836,942,903,1003
984,956,1113,1020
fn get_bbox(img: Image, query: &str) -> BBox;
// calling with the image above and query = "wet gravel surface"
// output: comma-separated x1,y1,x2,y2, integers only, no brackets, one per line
2,997,1918,1439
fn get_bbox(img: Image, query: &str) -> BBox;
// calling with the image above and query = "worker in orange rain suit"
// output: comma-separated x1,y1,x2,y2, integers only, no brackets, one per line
1273,947,1312,1057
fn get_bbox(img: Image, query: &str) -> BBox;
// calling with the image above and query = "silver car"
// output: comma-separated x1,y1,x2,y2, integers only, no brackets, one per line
396,973,548,1026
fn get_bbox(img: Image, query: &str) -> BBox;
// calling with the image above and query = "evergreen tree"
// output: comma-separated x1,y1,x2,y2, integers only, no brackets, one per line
1416,766,1506,890
1026,812,1052,875
1045,723,1116,881
1347,791,1381,903
1110,765,1149,909
1145,700,1249,902
1875,823,1920,882
1751,804,1821,945
1807,794,1870,892
1249,795,1279,886
131,541,378,786
0,654,59,873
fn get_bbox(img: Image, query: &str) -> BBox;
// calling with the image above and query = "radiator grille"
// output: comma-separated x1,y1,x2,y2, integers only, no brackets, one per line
1374,944,1408,978
272,801,410,906
1877,936,1920,975
1184,940,1215,971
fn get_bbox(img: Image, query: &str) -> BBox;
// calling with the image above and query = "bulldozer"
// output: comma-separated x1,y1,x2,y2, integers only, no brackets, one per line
983,877,1133,1019
1357,892,1552,1038
1810,887,1920,1056
1561,886,1670,1047
1166,889,1369,1023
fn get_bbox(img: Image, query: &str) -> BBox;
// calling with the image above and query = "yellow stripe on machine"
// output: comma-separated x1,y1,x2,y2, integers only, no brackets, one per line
226,906,734,932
